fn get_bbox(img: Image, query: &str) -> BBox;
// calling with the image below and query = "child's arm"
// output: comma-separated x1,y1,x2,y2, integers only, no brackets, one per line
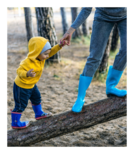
17,65,27,78
46,44,62,60
17,66,36,78
46,40,67,60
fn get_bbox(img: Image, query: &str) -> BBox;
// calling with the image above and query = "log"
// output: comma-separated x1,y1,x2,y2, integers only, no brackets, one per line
8,96,126,146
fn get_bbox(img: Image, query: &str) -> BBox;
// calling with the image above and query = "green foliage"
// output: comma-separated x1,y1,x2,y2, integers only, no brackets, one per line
53,74,59,78
75,88,78,92
93,49,119,82
71,35,91,46
93,68,108,83
109,49,118,60
53,74,61,80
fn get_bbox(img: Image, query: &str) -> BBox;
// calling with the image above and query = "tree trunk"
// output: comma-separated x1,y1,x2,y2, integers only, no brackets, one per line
81,8,88,36
111,23,119,52
82,20,88,36
60,7,68,35
8,96,126,146
35,7,60,63
71,7,82,39
94,30,113,76
24,7,33,42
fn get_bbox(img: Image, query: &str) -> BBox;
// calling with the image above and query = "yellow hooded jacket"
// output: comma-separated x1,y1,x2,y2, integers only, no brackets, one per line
15,37,62,89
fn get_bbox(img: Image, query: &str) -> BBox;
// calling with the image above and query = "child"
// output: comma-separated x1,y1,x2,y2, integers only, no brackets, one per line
11,36,66,129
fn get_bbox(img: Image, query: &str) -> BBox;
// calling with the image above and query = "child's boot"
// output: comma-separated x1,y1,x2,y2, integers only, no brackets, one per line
106,65,127,97
31,103,52,120
11,112,30,129
72,74,92,113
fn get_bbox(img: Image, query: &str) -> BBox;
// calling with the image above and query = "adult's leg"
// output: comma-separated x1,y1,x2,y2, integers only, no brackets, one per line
72,19,114,112
82,19,114,77
113,19,127,71
106,19,127,97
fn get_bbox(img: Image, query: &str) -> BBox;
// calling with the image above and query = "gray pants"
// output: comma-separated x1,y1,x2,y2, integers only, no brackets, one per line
82,18,127,77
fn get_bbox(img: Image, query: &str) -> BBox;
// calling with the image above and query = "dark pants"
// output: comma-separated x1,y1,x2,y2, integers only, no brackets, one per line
12,82,41,112
82,18,127,77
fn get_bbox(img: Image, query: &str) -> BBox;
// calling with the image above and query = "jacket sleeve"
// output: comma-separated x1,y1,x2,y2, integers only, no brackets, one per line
71,7,92,29
46,44,62,60
16,65,27,78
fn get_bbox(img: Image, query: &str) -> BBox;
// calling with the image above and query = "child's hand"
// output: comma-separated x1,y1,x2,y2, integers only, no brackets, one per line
27,69,36,77
59,40,68,47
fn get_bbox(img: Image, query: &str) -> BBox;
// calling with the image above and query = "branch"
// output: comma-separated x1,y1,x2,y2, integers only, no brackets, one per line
8,96,126,146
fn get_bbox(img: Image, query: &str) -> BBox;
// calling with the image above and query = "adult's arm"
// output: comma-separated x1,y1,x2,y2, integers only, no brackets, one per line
60,7,92,45
71,7,92,29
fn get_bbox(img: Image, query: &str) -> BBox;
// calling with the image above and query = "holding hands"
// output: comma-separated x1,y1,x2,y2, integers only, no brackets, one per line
26,27,76,78
59,40,68,47
60,27,75,46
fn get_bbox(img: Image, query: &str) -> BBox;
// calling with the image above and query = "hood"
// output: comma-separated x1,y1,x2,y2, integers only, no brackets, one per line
27,36,49,61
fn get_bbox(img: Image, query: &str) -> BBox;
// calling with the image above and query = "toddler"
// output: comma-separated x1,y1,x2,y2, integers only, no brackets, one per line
11,36,66,129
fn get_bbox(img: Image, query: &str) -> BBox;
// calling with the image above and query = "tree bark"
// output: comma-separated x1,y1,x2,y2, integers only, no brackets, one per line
8,96,126,146
82,20,88,36
60,7,68,35
35,7,60,63
81,8,88,36
71,7,82,39
24,7,33,42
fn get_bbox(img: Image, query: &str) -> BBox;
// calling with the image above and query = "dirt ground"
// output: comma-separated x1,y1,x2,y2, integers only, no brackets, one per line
7,8,127,147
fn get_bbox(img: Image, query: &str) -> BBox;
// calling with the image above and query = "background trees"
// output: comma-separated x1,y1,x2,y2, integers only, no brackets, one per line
7,8,126,147
60,7,68,35
71,7,82,39
24,7,33,42
111,23,119,52
81,8,88,36
35,7,60,63
12,7,120,75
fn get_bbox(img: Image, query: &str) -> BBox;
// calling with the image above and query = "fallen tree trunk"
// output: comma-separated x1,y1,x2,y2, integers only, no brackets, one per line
8,96,126,146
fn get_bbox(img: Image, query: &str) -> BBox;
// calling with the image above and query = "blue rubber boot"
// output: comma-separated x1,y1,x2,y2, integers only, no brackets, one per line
106,65,127,97
11,112,30,129
72,74,92,113
31,103,52,120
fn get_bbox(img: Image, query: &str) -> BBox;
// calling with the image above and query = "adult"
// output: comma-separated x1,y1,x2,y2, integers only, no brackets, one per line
60,7,127,113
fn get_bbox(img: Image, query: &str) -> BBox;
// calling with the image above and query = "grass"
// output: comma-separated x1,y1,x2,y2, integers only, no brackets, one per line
71,35,91,46
93,68,109,83
109,49,119,60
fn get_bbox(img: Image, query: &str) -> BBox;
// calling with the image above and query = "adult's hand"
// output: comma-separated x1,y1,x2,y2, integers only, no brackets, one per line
60,33,71,46
60,27,75,46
